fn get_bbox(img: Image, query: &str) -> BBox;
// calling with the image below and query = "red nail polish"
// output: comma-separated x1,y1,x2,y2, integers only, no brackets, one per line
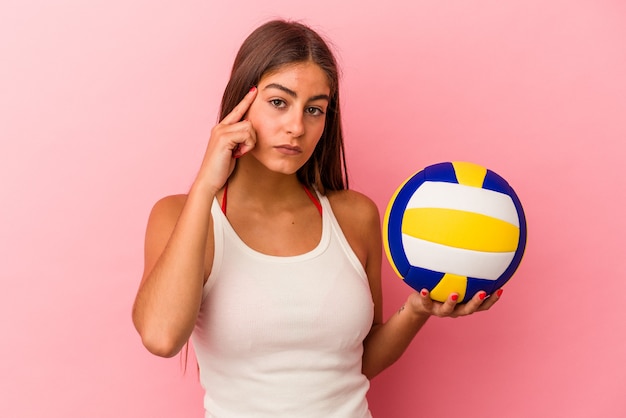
249,86,257,93
479,292,486,301
451,294,459,302
420,289,428,297
496,289,504,297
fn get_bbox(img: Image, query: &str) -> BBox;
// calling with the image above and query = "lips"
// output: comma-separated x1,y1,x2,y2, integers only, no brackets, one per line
274,144,302,155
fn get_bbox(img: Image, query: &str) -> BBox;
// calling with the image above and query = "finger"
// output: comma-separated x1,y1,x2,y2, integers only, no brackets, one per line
438,293,459,317
418,289,434,313
221,86,258,125
458,291,488,315
478,288,503,311
231,121,257,158
213,121,256,153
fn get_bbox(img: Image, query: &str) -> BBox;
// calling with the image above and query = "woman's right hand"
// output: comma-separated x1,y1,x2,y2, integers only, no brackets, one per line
195,86,258,194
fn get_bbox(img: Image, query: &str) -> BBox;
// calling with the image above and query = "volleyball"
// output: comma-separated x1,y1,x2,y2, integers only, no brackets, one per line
383,161,527,303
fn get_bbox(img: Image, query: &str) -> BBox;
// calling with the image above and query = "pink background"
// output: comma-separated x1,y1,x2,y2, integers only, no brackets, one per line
2,1,625,417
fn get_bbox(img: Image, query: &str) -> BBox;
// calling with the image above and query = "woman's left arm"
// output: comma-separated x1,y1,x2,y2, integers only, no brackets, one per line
353,192,502,380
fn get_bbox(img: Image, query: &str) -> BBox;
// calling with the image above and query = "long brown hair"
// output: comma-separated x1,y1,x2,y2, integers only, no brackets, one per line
219,19,349,192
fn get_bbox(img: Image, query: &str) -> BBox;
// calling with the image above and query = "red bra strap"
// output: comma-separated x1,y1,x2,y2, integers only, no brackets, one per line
221,182,322,216
303,186,323,215
221,182,228,214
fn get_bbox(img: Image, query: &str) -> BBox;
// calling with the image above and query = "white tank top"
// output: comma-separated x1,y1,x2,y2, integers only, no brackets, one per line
192,192,374,418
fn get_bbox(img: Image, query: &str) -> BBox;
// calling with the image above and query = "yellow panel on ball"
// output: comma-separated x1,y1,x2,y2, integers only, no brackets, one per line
430,273,467,302
452,161,487,187
402,208,520,252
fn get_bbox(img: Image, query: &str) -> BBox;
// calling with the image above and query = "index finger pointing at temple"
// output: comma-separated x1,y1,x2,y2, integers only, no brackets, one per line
220,86,258,125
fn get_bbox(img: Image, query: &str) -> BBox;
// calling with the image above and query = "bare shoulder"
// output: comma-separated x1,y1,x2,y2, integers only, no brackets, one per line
140,194,189,280
144,194,189,252
327,189,380,226
149,194,188,222
326,189,381,268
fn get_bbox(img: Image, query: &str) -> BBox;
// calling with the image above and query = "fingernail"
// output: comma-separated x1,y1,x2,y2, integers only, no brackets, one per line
479,292,487,301
249,86,257,93
496,289,504,298
420,289,428,297
451,294,459,302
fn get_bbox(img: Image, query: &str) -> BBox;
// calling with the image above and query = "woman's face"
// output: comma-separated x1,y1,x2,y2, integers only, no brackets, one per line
245,61,331,175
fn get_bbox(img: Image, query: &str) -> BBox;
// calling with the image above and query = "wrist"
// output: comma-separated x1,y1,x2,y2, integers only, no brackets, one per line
404,293,432,322
189,177,220,201
391,301,430,336
406,306,431,323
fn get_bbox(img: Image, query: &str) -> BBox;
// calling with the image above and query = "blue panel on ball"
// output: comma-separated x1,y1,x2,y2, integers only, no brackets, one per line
404,266,445,293
465,277,499,302
482,169,510,194
423,162,458,183
493,185,527,290
386,170,427,277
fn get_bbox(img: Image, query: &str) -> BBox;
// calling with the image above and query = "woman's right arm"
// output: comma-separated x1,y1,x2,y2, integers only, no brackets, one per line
131,188,214,358
132,87,258,357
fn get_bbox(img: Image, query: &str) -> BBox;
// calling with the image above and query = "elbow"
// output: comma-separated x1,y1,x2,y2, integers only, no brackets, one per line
362,369,375,381
133,313,185,358
361,355,377,380
140,333,183,358
362,363,385,381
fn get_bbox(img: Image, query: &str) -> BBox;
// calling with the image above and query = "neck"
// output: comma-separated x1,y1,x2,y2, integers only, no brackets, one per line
226,157,306,210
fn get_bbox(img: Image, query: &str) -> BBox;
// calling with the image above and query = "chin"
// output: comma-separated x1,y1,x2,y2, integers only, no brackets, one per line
267,163,302,176
251,153,309,176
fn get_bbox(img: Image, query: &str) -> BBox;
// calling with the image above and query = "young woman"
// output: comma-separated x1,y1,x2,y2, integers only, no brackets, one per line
132,19,501,417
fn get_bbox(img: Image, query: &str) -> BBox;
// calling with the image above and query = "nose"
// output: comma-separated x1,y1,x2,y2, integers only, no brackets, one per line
286,110,305,138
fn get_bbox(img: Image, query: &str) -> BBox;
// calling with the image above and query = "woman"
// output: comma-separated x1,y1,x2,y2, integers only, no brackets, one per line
132,19,501,417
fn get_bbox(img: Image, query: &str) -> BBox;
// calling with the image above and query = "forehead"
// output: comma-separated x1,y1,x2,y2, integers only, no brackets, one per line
260,62,331,95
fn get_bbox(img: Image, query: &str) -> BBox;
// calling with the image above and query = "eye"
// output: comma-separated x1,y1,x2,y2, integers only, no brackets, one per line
306,106,325,116
269,99,286,108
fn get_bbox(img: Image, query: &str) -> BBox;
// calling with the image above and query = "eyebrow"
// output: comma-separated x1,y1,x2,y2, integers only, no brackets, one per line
264,83,330,102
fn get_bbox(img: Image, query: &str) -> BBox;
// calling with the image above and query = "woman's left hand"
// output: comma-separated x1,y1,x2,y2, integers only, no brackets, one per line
407,288,503,319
